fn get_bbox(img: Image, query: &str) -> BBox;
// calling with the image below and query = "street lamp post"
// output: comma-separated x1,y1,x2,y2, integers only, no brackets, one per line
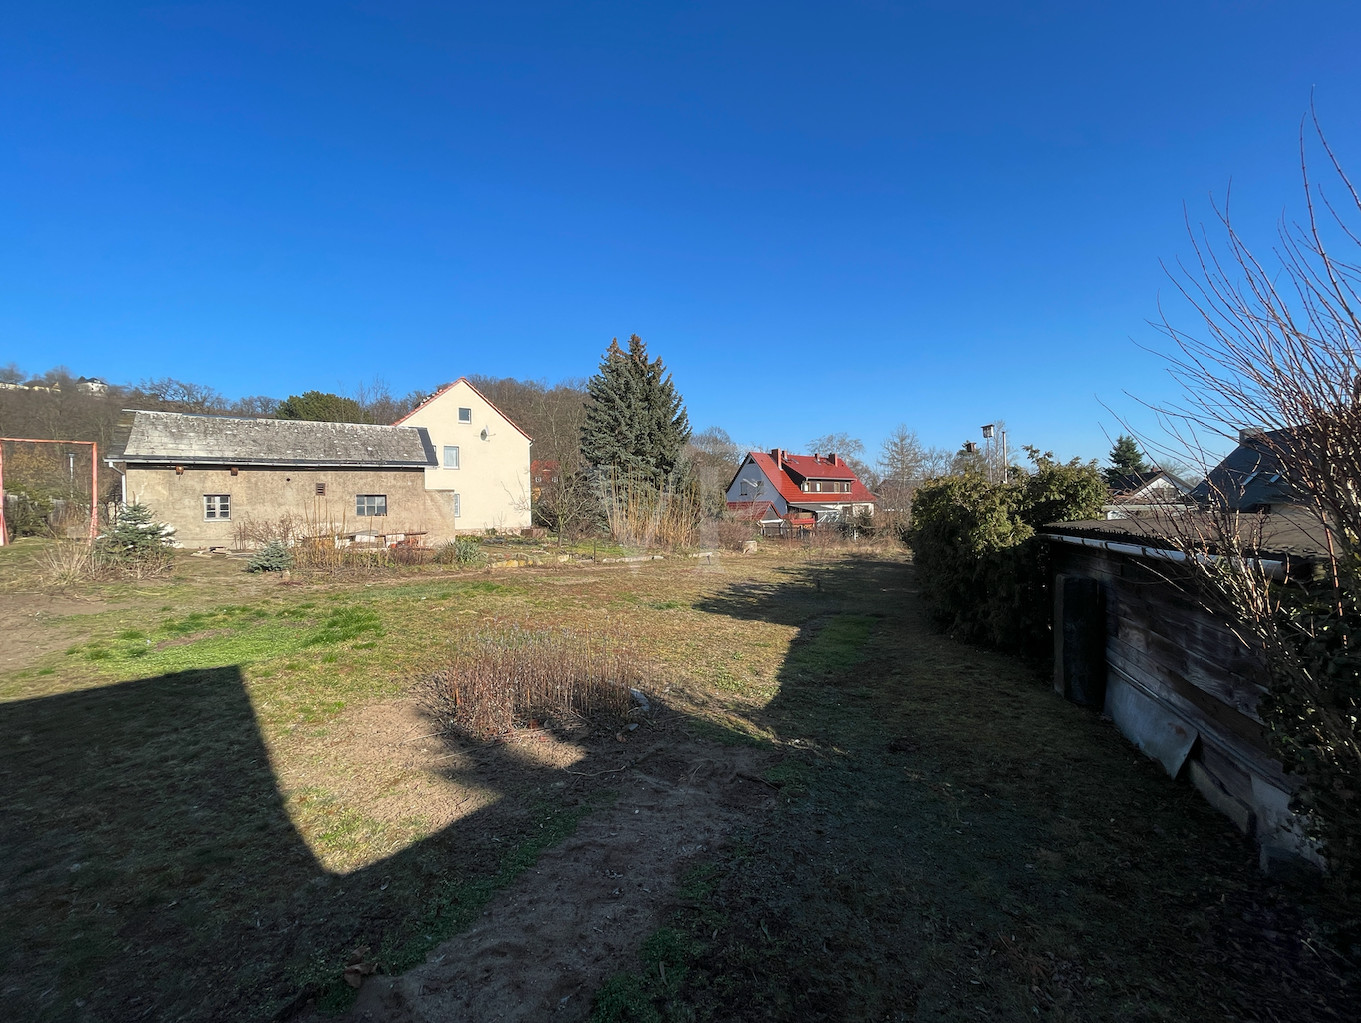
981,424,1008,484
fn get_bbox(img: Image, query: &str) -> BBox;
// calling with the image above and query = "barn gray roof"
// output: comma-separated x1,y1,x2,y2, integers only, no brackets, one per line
112,410,437,468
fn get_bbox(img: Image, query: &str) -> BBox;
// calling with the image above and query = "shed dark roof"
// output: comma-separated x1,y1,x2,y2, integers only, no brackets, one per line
1043,505,1330,561
111,410,437,468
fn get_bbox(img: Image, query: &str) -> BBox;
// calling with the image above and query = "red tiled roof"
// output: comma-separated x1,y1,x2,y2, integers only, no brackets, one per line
727,500,781,521
741,450,877,506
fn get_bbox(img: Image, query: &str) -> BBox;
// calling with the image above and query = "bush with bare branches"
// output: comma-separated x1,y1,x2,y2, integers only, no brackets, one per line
1152,111,1361,896
422,623,640,739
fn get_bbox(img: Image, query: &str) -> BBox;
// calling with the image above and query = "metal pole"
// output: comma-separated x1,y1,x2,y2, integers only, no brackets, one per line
90,443,99,540
0,442,7,547
1002,431,1008,484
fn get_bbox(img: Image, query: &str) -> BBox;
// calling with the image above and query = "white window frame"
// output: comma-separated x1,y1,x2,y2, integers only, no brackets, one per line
356,494,387,517
458,407,472,423
444,445,460,469
204,494,231,521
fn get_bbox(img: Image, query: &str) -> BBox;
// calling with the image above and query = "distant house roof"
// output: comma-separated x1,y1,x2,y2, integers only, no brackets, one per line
1105,469,1194,506
1192,427,1305,510
111,410,437,468
735,449,877,507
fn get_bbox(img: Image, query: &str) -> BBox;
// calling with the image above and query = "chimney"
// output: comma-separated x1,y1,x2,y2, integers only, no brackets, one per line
828,453,839,466
770,448,784,469
1239,426,1266,444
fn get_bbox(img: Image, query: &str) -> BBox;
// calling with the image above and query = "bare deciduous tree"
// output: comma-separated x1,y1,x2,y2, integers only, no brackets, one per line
807,431,876,488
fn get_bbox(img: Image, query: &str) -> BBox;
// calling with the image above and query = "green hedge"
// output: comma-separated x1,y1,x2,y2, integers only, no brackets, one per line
907,455,1106,659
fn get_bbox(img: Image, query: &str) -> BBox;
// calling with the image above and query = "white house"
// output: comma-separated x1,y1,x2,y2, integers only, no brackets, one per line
394,378,533,533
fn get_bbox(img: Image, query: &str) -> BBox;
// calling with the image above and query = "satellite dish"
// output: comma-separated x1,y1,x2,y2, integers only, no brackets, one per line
480,427,490,441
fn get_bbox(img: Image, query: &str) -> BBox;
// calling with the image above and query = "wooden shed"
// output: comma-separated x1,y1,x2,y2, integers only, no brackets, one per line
1042,511,1327,871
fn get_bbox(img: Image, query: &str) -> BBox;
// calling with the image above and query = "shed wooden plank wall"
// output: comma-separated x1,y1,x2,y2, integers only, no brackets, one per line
1050,542,1313,863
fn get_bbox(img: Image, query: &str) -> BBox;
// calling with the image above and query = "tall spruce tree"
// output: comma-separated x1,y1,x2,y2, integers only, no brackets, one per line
580,335,691,478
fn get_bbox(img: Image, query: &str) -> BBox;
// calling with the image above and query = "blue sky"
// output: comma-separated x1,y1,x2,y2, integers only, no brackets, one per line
4,2,1360,465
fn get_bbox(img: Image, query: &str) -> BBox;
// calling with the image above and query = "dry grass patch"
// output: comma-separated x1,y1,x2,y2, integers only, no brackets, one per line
423,622,641,740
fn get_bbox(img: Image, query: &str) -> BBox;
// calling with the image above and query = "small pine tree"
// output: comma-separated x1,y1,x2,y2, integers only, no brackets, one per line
246,539,293,572
99,503,175,576
580,335,691,479
1105,434,1150,486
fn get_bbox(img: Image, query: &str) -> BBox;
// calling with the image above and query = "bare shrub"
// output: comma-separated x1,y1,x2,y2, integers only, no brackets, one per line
707,516,759,552
423,623,640,740
231,514,308,550
388,544,433,566
1150,112,1361,895
39,540,100,588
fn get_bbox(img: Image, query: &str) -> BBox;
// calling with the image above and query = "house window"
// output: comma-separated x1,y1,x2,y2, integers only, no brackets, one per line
204,495,231,520
315,482,327,496
356,494,387,517
458,407,472,423
444,445,460,469
454,493,461,517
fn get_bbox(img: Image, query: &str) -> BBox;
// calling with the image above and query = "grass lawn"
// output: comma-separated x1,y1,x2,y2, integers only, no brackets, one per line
0,538,1353,1021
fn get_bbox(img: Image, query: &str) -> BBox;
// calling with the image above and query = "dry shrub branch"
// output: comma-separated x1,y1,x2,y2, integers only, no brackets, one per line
424,623,641,740
1153,109,1361,898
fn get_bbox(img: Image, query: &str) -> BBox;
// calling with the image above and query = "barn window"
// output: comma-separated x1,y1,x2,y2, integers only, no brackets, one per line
458,407,472,423
356,494,387,517
204,495,231,520
444,445,460,469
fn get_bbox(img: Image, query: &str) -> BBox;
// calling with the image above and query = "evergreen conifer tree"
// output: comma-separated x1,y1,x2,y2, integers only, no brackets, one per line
1105,434,1150,486
580,335,691,478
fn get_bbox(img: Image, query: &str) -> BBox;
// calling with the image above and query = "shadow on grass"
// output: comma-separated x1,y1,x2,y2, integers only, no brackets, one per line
645,551,1355,1022
0,665,585,1022
2,552,1351,1023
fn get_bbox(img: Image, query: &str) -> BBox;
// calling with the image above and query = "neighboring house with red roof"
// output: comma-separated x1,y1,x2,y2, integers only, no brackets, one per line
726,448,876,528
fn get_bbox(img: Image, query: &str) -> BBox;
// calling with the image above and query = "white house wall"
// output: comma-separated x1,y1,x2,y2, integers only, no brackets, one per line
398,380,532,533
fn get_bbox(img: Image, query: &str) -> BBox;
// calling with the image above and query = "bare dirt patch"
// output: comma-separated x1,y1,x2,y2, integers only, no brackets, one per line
336,735,775,1023
0,593,113,671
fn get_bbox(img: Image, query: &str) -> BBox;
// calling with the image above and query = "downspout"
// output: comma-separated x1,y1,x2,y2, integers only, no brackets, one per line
105,459,127,513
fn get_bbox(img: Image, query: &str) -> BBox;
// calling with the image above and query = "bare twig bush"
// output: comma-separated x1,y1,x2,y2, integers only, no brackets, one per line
423,623,641,740
40,539,100,588
706,516,760,551
231,513,309,550
1151,110,1361,894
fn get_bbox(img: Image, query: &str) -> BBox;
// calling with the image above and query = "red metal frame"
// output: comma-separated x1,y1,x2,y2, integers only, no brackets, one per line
0,437,99,545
